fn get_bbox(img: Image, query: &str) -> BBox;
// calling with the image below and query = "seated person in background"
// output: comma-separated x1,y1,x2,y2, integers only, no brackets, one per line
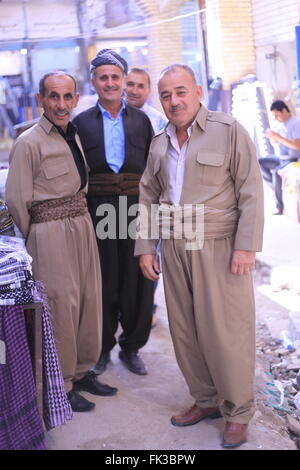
258,100,300,215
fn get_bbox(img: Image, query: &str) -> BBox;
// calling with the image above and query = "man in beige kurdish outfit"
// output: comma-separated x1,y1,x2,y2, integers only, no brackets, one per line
5,72,117,413
135,65,264,448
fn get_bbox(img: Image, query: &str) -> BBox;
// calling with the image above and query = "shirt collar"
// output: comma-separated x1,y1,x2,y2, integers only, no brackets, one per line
42,114,77,140
166,120,194,140
98,98,126,118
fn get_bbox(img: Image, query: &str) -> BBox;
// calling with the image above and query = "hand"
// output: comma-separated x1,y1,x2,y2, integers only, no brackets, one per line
139,254,161,281
265,128,280,142
231,250,256,275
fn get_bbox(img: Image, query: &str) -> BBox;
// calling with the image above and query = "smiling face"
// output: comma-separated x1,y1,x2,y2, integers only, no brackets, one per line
126,71,151,108
92,64,125,108
37,74,79,132
158,67,202,130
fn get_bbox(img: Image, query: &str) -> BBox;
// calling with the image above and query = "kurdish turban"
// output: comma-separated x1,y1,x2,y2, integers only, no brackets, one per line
90,49,128,75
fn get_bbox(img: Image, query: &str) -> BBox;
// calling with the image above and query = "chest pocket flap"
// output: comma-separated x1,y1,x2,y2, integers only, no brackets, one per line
196,151,225,167
43,159,69,179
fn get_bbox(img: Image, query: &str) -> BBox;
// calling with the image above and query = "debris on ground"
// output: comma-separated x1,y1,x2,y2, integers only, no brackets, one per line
256,320,300,448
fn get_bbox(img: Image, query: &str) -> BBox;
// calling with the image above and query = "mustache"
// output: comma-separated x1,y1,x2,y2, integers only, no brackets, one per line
170,105,184,112
104,86,119,91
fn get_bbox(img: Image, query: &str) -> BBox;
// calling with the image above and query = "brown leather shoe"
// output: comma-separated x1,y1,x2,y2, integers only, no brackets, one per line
222,422,248,448
171,404,221,427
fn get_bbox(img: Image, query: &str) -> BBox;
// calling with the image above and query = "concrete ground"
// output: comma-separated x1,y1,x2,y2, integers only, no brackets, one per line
44,183,298,452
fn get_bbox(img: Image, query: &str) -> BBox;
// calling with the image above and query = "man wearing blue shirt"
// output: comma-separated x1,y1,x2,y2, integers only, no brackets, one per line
73,50,154,377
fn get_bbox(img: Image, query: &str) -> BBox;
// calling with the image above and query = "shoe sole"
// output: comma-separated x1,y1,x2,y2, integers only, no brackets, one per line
74,387,118,397
222,439,246,449
171,411,222,427
71,405,96,412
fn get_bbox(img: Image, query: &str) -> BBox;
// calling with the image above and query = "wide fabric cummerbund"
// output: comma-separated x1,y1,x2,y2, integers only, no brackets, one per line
29,192,88,224
156,204,238,250
88,172,142,196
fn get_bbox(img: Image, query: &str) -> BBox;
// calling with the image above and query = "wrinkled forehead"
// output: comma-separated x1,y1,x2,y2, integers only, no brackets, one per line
93,64,124,78
158,70,195,93
44,75,76,94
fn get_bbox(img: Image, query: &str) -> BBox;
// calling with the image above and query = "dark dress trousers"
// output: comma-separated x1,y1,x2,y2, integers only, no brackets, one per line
73,104,154,353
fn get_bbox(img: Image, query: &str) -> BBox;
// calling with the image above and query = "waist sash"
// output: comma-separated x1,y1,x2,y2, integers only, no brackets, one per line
157,204,238,249
88,172,142,196
29,192,88,224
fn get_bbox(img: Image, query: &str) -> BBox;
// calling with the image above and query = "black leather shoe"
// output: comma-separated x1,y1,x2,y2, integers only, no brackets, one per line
73,371,118,396
67,390,95,412
93,352,111,375
119,350,148,375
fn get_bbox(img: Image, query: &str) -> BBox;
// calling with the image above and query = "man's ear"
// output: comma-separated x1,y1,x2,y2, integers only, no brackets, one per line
197,85,203,101
36,93,43,108
74,93,80,107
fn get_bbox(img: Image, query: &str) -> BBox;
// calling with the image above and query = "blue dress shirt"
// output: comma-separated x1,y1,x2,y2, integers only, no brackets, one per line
98,100,126,173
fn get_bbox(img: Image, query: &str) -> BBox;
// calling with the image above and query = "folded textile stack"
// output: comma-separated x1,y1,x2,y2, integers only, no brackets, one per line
0,200,15,237
0,204,72,450
0,235,35,306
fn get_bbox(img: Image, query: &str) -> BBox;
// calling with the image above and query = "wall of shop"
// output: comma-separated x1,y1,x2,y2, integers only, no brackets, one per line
252,0,300,110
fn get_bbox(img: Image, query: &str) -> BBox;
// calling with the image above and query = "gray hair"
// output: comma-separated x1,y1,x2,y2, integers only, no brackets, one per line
39,71,77,97
158,64,197,85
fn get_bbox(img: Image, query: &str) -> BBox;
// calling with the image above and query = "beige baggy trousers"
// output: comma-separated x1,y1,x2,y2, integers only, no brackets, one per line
161,236,256,424
27,212,102,393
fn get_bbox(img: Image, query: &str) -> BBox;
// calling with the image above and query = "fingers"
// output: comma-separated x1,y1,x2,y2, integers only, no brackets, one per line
139,255,160,281
231,250,256,275
231,260,255,275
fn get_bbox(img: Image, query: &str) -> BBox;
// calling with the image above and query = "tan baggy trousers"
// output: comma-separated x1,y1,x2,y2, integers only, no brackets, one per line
27,212,102,393
161,236,256,424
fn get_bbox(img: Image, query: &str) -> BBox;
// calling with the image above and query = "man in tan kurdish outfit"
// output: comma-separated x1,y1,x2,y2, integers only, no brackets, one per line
135,64,264,448
5,72,117,413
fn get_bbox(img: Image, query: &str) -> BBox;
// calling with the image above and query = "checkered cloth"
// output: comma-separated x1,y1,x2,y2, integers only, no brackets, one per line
0,282,35,306
0,236,72,433
34,282,73,430
0,305,46,450
0,249,32,286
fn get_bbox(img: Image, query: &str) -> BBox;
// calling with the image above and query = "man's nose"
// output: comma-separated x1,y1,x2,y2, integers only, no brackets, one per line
170,94,180,106
57,97,66,108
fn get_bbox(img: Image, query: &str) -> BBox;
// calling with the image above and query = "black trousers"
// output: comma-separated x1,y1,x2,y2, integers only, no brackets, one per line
258,156,296,211
87,194,154,354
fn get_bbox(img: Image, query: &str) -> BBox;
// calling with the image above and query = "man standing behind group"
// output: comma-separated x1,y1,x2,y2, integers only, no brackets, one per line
5,72,117,413
126,68,167,327
135,64,264,448
73,50,154,377
126,68,167,134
